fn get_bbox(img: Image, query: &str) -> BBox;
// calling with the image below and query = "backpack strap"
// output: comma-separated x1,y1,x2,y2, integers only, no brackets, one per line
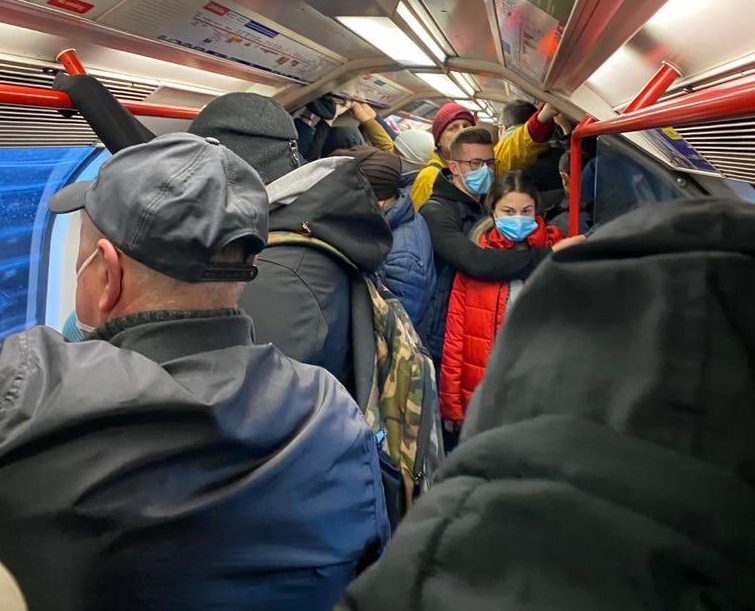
266,231,376,416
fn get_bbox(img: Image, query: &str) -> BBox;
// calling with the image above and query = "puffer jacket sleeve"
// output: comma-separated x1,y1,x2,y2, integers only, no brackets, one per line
494,113,551,176
381,251,425,327
439,274,468,422
410,165,441,210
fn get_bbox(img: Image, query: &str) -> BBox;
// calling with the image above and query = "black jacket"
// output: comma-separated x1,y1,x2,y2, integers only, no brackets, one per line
240,158,392,389
419,171,549,364
337,197,755,611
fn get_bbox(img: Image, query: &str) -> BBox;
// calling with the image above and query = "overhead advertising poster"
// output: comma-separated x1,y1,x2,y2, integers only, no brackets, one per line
644,127,718,172
335,74,410,108
156,1,341,83
27,0,123,19
402,100,440,119
495,0,567,82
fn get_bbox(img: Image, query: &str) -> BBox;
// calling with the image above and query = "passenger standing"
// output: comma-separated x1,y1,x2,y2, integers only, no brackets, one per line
0,133,389,611
332,146,436,331
440,171,563,426
410,100,559,210
336,197,755,611
393,129,435,189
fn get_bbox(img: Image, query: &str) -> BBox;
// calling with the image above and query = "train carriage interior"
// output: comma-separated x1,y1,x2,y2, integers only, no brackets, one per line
1,0,754,339
0,0,755,608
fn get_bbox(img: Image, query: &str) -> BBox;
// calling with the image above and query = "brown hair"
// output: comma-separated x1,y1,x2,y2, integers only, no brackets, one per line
449,126,493,160
484,170,540,215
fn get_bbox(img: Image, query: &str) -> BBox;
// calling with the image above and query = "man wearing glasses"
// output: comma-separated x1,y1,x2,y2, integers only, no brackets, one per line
419,127,583,449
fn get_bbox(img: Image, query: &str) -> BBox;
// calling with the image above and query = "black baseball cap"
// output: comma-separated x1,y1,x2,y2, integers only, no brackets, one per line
48,132,268,283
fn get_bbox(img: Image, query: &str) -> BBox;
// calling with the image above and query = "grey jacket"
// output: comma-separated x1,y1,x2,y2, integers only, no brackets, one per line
0,310,389,611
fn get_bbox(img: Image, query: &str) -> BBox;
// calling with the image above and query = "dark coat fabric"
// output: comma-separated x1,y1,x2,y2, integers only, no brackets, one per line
240,158,392,389
337,197,755,611
419,171,549,365
0,312,389,611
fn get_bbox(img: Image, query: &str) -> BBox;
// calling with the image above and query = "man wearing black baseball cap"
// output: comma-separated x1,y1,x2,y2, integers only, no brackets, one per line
0,132,389,611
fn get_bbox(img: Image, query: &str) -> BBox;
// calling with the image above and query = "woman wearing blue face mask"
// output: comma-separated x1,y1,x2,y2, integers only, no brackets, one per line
439,171,573,428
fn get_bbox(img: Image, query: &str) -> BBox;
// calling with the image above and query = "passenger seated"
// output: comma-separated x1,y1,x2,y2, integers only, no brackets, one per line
393,129,434,188
337,197,755,611
331,146,436,331
0,133,389,611
440,171,563,427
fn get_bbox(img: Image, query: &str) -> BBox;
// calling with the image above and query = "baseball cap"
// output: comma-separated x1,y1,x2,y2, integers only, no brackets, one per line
48,132,268,283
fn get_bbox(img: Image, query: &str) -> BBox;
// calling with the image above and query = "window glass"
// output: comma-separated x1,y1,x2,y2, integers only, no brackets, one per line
589,137,687,226
0,147,98,339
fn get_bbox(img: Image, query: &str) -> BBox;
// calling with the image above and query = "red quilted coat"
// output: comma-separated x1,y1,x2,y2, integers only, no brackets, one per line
439,216,563,421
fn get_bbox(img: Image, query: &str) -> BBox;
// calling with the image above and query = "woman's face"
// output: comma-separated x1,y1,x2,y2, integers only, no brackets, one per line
493,191,536,218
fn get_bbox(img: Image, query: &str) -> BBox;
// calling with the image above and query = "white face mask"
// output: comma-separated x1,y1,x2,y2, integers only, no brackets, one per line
74,248,99,335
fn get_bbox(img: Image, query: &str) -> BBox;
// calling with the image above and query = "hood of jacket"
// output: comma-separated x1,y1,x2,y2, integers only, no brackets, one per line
266,157,393,273
384,189,415,230
464,197,755,483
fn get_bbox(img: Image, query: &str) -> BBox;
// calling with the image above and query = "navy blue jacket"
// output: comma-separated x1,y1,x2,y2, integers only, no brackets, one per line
0,311,389,611
378,189,436,329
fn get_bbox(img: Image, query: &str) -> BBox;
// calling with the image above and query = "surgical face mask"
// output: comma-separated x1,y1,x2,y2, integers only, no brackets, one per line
495,215,538,242
462,165,493,195
62,311,86,342
74,248,99,336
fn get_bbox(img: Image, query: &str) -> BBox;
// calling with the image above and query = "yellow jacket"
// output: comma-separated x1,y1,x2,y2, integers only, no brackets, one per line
410,122,547,210
361,118,395,153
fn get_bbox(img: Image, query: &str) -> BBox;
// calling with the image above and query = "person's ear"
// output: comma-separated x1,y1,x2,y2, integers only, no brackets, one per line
97,239,123,318
560,171,570,192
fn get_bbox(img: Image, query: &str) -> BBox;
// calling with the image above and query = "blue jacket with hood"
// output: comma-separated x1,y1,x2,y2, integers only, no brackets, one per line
379,189,436,330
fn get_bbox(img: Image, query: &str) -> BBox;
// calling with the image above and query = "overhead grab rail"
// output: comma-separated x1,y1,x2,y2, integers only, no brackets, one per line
569,63,755,235
0,49,201,121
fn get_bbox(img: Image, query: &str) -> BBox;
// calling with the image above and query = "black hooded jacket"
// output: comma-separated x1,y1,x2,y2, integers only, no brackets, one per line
240,158,393,389
337,197,755,611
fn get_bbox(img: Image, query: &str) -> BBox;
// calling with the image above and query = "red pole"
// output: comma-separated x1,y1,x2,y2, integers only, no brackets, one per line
0,82,200,120
56,49,87,76
567,62,682,236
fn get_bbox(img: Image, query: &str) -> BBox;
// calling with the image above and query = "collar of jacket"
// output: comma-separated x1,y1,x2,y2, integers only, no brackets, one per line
384,188,415,229
89,309,253,364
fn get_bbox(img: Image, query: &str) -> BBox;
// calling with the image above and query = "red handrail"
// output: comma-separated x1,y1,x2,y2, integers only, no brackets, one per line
568,62,682,235
0,48,202,121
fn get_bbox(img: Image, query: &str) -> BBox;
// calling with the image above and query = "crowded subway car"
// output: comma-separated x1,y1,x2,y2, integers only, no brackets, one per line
1,0,755,609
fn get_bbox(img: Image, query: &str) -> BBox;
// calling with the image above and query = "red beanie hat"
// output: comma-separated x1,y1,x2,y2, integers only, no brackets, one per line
431,103,476,145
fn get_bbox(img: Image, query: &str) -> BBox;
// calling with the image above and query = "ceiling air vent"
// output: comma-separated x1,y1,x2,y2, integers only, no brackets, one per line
674,117,755,185
0,58,158,147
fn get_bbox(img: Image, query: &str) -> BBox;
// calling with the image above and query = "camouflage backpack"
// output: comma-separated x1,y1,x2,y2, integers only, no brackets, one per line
268,231,444,512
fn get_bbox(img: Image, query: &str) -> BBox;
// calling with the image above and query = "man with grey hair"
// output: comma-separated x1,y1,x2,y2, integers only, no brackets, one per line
0,132,389,611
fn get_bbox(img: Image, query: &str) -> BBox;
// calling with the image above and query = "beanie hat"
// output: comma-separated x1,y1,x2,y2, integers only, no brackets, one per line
331,146,401,200
431,103,476,145
394,129,435,166
189,92,299,185
306,94,337,120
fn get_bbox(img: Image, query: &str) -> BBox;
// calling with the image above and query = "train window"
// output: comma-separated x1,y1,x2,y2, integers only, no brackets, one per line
589,136,689,226
0,146,105,339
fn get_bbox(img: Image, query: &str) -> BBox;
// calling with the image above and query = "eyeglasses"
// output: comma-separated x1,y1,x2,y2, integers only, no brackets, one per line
452,158,496,171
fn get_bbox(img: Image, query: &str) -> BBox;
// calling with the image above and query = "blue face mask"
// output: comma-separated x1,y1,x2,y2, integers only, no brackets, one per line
462,165,494,195
62,311,86,342
495,215,538,242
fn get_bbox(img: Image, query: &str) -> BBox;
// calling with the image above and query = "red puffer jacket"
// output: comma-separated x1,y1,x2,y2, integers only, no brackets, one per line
439,216,563,421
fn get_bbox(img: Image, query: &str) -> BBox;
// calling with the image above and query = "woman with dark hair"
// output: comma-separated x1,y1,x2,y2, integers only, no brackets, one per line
439,170,567,430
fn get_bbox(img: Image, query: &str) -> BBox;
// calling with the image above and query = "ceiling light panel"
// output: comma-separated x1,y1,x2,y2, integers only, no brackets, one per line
396,2,447,63
337,16,434,67
415,72,466,98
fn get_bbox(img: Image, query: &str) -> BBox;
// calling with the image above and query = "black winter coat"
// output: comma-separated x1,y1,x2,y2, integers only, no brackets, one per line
419,171,548,365
240,158,392,389
337,197,755,611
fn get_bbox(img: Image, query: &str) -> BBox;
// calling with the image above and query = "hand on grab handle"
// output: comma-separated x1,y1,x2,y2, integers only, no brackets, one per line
552,234,586,253
537,102,560,123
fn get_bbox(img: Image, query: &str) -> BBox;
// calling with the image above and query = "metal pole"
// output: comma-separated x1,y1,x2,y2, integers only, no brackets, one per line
568,62,682,235
56,49,87,76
